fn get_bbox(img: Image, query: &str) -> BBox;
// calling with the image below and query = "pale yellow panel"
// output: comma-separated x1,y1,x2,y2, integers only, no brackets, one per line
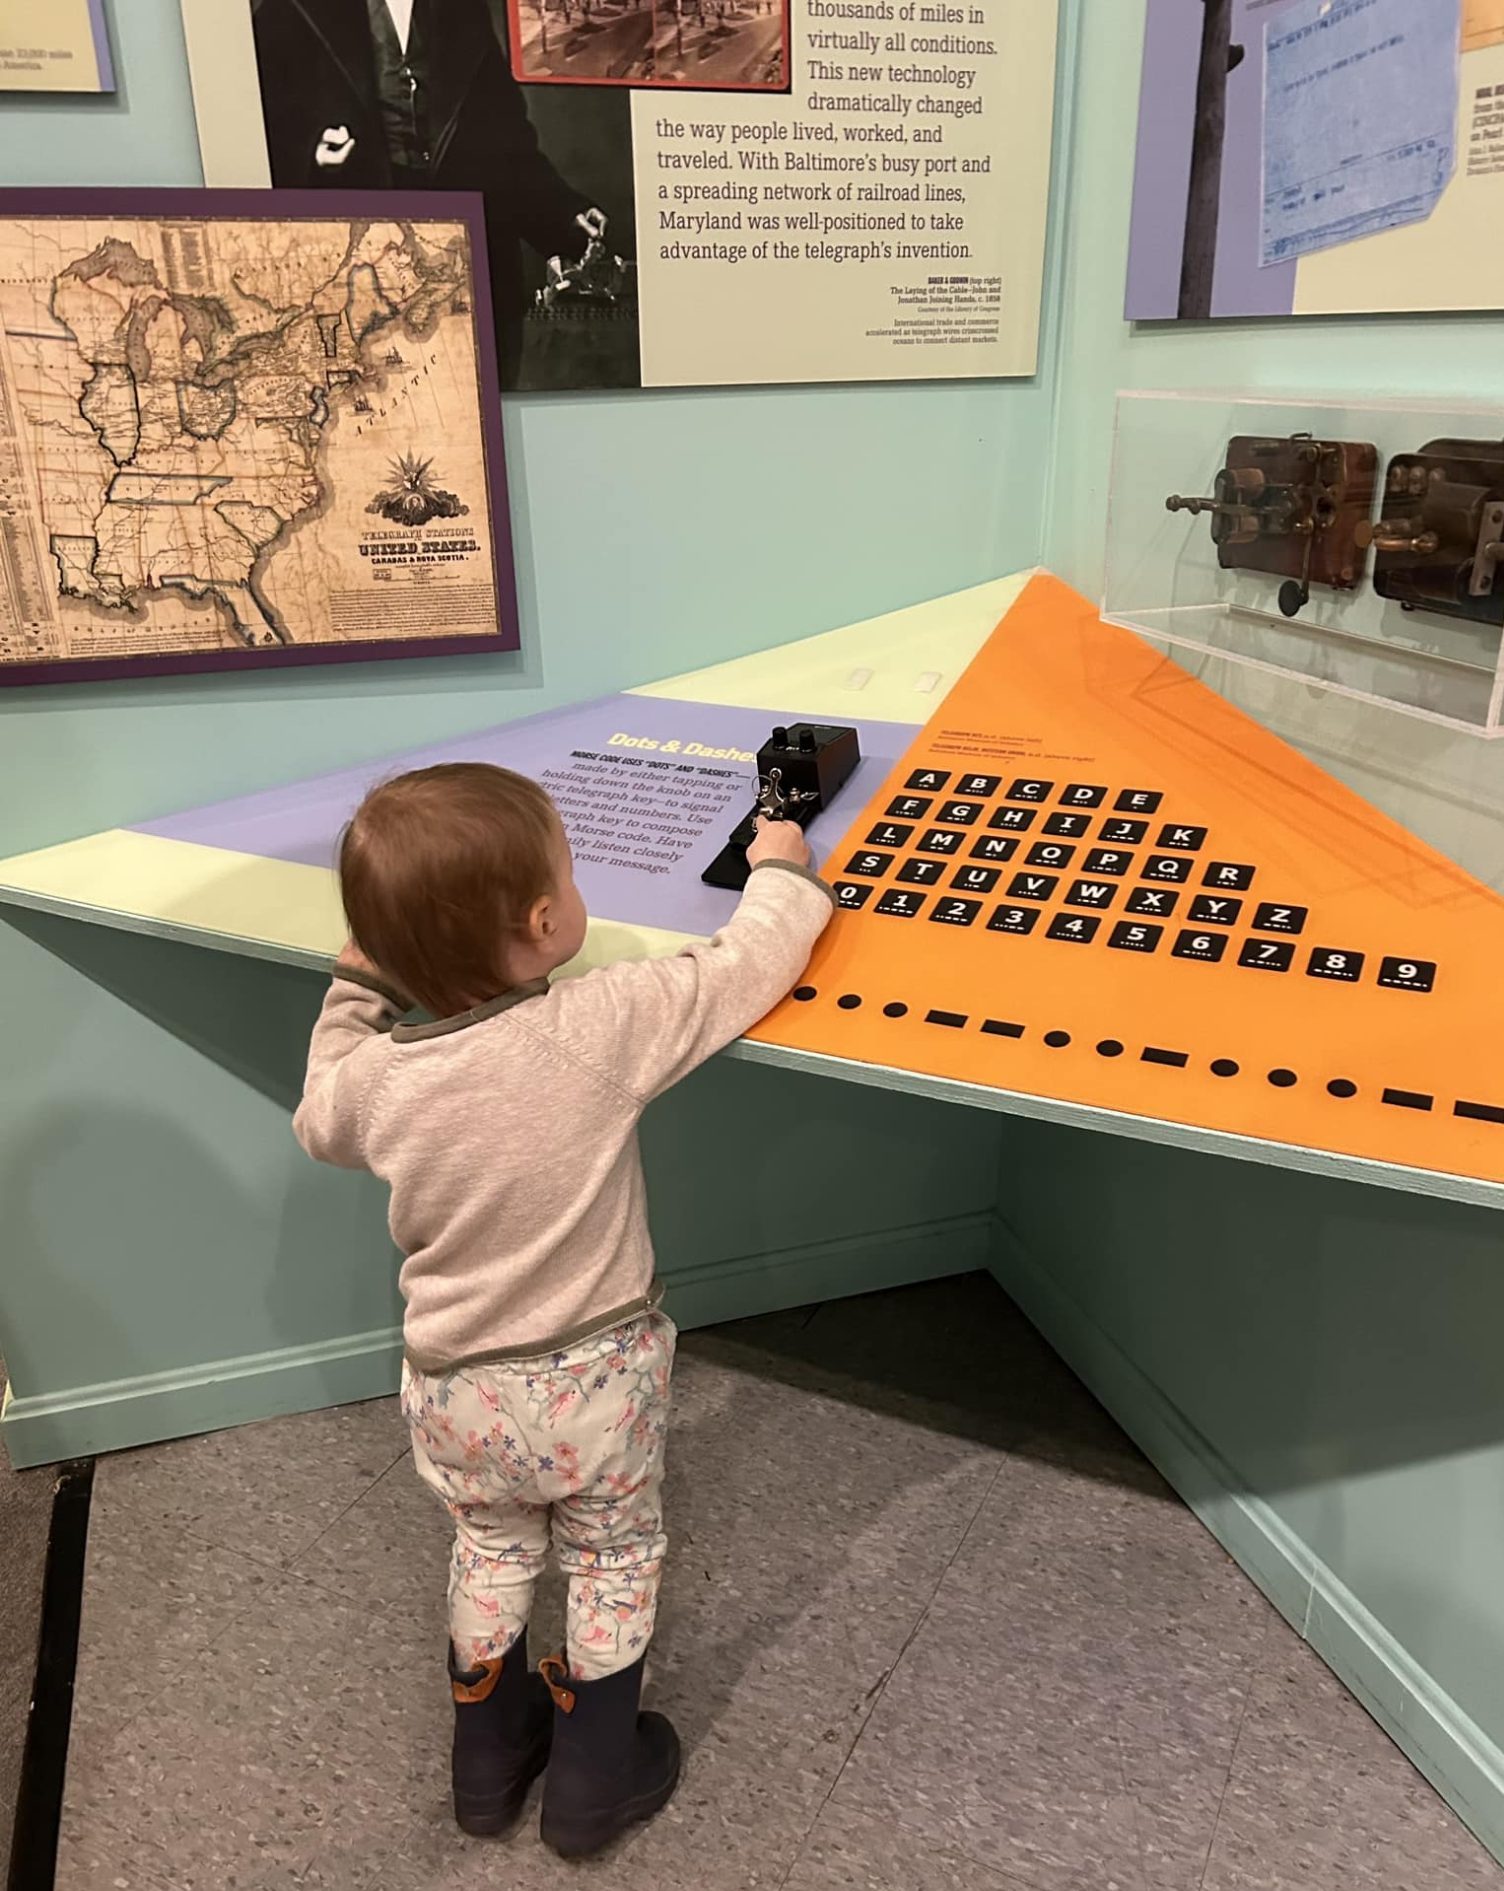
1293,42,1504,314
0,1,105,92
0,829,702,971
562,917,702,975
629,572,1032,722
0,830,346,956
178,0,272,185
630,0,1057,387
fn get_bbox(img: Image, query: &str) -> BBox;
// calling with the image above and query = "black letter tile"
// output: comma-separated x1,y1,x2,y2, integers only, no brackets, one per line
1377,956,1436,994
1046,913,1101,944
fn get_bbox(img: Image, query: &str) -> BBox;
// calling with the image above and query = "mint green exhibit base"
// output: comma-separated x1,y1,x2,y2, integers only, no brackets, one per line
14,892,1504,1870
991,1115,1504,1867
0,907,1001,1468
0,576,1026,1466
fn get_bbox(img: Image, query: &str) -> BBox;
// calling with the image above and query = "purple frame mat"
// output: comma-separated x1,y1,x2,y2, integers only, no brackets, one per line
87,0,116,91
0,189,518,688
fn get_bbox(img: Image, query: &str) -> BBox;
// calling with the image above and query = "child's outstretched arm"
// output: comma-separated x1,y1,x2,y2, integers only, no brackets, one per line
293,944,410,1169
549,818,836,1103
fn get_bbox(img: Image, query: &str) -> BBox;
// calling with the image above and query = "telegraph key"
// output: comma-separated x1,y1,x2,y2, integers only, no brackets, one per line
1361,437,1504,628
1166,433,1378,619
701,723,860,891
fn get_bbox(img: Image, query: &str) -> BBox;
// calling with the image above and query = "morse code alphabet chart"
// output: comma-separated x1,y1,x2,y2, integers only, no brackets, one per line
749,576,1504,1187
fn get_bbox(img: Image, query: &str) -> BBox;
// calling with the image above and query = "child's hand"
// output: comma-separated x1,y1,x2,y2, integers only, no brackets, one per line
746,816,811,872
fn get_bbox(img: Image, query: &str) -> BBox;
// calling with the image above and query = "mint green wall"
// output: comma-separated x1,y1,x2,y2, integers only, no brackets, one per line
1,906,995,1462
0,0,1056,1450
990,1120,1504,1854
1019,0,1504,1855
0,0,1067,854
1043,0,1504,892
1042,2,1504,596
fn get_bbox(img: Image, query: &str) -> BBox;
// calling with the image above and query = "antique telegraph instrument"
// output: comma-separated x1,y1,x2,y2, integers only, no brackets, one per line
701,722,860,891
1165,434,1379,619
1359,438,1504,628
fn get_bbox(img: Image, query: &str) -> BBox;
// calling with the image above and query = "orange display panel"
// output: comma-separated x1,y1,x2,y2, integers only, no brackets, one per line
749,574,1504,1186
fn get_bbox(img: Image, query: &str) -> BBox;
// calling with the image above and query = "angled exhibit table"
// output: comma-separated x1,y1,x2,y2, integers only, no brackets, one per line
10,569,1504,1863
4,570,1504,1215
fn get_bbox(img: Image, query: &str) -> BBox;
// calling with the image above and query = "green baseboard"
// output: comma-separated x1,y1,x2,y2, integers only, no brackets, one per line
1,1213,987,1469
664,1212,989,1329
0,1326,406,1470
990,1219,1504,1868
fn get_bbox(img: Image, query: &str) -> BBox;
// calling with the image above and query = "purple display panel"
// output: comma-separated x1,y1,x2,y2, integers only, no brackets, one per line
1124,0,1299,321
135,694,920,940
0,189,517,687
87,0,115,90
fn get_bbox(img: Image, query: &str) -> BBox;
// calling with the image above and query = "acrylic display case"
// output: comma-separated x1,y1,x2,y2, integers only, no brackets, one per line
1103,391,1504,737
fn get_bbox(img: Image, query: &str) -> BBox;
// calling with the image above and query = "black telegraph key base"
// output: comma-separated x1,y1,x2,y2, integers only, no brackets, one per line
701,722,860,891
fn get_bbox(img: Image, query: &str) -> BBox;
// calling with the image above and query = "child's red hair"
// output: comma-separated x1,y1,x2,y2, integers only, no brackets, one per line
340,762,559,1017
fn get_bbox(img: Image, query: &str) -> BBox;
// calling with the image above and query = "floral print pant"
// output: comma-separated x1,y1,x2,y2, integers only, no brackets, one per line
401,1311,675,1682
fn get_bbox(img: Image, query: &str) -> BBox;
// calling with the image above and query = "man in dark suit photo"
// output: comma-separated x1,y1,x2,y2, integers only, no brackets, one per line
251,0,617,386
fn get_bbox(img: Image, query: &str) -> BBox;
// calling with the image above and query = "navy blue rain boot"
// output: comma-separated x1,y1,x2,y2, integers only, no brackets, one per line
537,1651,681,1858
449,1629,553,1837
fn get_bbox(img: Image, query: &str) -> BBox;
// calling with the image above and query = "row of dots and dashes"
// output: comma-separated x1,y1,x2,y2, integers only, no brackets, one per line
786,987,1493,1117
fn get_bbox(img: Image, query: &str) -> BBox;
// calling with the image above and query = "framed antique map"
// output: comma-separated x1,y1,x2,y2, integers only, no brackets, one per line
0,190,519,686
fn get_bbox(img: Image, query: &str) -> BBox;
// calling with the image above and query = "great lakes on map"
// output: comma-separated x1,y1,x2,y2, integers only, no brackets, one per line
0,208,508,679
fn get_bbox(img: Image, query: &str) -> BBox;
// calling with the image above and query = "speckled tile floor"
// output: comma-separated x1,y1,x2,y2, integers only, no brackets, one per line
48,1276,1504,1891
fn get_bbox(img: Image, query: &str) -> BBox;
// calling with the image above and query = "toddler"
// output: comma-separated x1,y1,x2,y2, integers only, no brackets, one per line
294,761,832,1856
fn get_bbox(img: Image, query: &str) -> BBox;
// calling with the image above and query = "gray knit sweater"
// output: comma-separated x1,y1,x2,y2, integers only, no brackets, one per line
294,860,834,1371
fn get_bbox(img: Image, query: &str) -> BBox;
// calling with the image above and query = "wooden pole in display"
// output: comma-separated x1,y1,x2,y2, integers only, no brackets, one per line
1178,0,1242,321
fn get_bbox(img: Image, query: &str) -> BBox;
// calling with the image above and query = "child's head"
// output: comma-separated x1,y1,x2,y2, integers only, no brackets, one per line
339,762,587,1016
